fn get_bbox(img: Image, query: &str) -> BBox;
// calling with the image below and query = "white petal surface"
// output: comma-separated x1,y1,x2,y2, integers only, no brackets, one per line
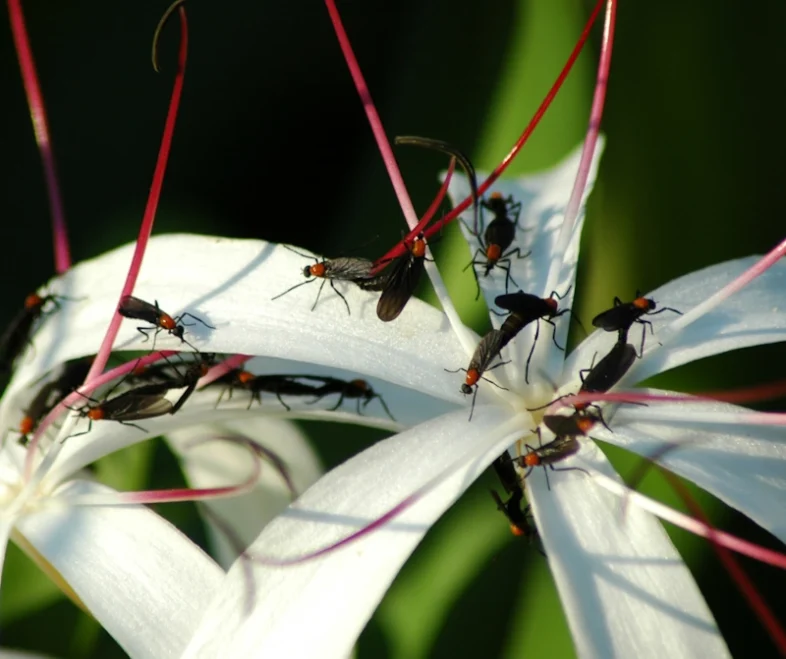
594,397,786,543
167,417,323,568
527,440,729,659
7,235,472,406
182,406,525,659
448,140,603,389
564,256,786,384
15,480,223,659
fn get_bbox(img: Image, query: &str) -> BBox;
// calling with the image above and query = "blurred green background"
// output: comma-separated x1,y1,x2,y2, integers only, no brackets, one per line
1,0,785,656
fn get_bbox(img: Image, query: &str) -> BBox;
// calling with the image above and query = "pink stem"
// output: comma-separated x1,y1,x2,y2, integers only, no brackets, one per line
199,353,252,388
560,0,616,239
671,236,786,333
561,390,786,419
83,6,188,387
324,0,420,232
370,158,456,275
594,472,786,570
663,471,786,654
405,0,608,248
7,0,71,273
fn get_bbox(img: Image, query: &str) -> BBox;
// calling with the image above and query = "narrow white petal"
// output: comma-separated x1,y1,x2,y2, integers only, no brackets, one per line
564,256,786,384
0,651,58,659
527,441,729,659
167,417,323,568
594,396,786,543
15,480,223,659
448,140,604,388
8,235,471,405
182,406,524,659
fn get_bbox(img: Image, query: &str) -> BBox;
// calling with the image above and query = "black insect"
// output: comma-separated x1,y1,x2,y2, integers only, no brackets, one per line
18,357,92,445
490,455,536,539
213,371,322,410
494,290,571,383
0,293,64,373
375,233,428,322
527,339,637,422
271,248,388,315
591,292,682,355
578,341,637,399
69,354,212,437
464,192,530,298
118,295,214,347
446,329,509,420
514,411,598,488
306,376,396,421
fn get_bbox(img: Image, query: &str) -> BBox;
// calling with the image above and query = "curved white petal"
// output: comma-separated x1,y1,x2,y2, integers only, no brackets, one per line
182,406,525,659
15,480,223,659
594,397,786,543
564,257,786,384
7,235,471,406
449,140,604,389
167,417,323,568
41,361,455,485
527,441,729,659
0,651,58,659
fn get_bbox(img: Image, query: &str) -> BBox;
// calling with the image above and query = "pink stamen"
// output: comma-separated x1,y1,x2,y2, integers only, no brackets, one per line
594,472,786,570
84,5,189,386
370,158,456,276
199,353,252,389
405,0,608,248
7,0,71,273
324,0,419,233
558,0,616,243
24,350,176,480
670,235,786,334
561,389,786,418
72,434,264,505
662,470,786,654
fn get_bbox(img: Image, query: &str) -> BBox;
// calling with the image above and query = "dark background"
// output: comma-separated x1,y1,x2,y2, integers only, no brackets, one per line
1,0,785,657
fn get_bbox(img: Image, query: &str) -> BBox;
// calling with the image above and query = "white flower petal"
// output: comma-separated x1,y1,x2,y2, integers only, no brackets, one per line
448,140,604,388
182,406,524,659
527,441,729,659
0,650,58,659
8,235,470,405
15,480,223,659
595,397,786,543
167,417,323,568
564,256,786,384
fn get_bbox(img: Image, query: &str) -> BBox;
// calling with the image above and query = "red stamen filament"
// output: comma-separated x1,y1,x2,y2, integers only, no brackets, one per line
7,0,71,273
84,5,188,386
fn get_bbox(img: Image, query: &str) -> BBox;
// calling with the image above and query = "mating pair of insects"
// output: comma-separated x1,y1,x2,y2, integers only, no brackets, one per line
455,288,681,416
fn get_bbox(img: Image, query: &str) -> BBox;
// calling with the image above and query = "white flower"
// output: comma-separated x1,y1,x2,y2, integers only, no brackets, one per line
55,141,771,658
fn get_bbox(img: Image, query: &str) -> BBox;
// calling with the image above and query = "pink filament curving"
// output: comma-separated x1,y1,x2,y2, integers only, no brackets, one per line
7,0,71,273
84,5,188,387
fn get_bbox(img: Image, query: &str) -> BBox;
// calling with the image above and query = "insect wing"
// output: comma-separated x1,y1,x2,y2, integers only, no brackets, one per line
102,391,174,421
472,329,507,376
537,436,580,465
376,254,425,322
118,295,159,322
591,305,633,332
494,292,547,315
0,306,39,369
324,257,375,282
580,342,637,393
